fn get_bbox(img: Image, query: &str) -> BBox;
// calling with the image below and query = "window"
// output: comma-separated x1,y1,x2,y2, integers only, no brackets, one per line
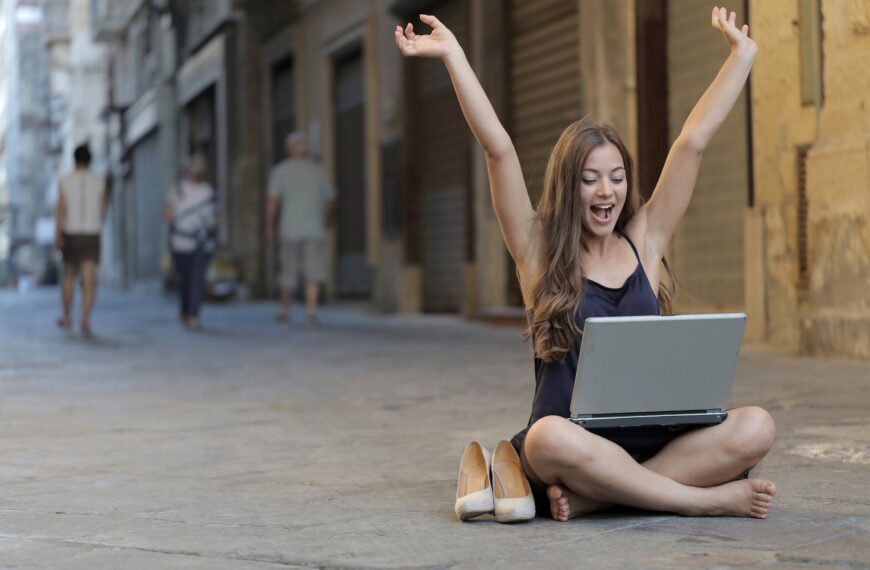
799,0,824,107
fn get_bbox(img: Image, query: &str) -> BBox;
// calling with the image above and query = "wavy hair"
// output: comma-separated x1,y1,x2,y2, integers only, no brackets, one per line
526,117,676,362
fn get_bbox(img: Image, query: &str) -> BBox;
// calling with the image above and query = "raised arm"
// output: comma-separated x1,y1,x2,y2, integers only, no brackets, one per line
641,6,756,257
395,14,537,264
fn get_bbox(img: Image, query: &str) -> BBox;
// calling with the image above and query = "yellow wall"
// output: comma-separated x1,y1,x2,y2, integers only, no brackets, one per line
750,0,870,358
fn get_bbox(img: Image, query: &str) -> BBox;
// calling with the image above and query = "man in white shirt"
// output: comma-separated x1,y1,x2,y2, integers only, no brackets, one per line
265,132,335,328
54,144,108,336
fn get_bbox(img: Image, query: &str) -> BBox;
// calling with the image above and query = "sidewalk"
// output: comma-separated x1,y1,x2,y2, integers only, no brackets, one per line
0,287,868,569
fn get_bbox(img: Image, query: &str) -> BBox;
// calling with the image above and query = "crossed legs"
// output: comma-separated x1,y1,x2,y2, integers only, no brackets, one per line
523,406,776,520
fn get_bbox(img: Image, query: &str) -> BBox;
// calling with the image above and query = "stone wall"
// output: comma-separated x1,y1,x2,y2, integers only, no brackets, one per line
750,0,870,359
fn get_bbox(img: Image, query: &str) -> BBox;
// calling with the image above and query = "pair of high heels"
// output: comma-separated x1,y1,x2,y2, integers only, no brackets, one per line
454,440,535,522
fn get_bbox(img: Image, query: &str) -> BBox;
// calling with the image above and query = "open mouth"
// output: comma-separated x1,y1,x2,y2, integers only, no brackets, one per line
590,204,614,224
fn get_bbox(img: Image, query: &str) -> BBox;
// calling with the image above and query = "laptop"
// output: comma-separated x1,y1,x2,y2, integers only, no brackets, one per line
569,313,746,429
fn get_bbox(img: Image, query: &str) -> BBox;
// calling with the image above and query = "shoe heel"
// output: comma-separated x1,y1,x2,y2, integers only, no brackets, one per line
492,440,535,523
454,441,494,521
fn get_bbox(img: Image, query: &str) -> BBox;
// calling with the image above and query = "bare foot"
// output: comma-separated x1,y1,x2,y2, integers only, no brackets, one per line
688,478,776,518
547,485,608,521
56,315,71,330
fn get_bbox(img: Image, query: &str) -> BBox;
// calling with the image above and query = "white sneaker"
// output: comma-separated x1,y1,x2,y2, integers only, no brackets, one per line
454,441,494,521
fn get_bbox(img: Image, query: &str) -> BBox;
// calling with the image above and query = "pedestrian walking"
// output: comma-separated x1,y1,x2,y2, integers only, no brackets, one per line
163,155,217,331
265,132,335,328
54,144,108,336
397,6,776,522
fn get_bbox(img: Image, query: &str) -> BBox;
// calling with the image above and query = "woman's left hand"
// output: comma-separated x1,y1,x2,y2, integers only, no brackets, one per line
712,6,756,58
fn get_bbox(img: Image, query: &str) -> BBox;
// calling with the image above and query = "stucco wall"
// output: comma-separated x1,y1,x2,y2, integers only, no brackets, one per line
750,0,870,359
802,1,870,358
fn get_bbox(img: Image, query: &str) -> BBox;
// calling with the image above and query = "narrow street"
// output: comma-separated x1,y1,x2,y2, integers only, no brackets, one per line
0,288,868,569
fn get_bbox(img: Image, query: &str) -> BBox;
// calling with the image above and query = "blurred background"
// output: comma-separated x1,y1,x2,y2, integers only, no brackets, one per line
0,0,866,359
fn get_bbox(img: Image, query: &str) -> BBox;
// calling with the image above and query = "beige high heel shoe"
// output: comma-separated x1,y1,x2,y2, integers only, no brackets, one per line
491,440,535,523
454,441,494,521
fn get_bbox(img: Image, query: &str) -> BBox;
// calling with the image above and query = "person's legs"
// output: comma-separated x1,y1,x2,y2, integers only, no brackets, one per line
173,253,192,321
544,407,776,520
277,241,299,321
302,241,325,322
304,281,318,318
642,406,775,485
79,260,97,332
187,249,211,322
523,413,776,521
59,260,77,327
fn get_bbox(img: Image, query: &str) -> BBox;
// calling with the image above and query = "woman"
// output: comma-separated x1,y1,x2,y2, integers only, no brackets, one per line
163,155,217,331
396,7,776,520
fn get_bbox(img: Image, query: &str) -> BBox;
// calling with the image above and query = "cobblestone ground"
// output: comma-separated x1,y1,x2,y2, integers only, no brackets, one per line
0,287,868,569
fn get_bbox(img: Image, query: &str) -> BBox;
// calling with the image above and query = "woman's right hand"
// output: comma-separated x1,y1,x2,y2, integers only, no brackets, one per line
395,14,462,61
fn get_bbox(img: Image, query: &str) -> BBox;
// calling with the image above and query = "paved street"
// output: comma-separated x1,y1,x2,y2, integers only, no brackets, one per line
0,287,868,569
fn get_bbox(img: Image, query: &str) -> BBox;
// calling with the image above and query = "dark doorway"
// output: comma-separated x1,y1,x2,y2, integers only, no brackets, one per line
636,0,668,200
334,50,372,297
272,56,295,163
132,132,162,281
403,0,471,312
185,87,218,188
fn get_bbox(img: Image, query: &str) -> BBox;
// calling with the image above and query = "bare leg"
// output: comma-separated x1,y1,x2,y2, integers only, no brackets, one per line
59,263,77,326
277,289,291,320
304,281,318,318
545,407,775,520
643,406,775,486
80,260,97,333
524,413,776,521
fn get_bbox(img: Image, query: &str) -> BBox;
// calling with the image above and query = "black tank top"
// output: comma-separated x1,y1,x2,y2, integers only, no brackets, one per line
511,234,660,452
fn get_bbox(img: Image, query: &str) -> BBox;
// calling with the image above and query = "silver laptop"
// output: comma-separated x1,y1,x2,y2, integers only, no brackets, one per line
570,313,746,429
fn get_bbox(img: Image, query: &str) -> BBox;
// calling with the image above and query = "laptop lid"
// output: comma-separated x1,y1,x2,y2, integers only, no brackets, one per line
571,313,746,417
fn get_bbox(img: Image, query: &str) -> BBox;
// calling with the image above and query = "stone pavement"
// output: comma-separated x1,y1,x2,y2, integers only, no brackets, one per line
0,287,868,569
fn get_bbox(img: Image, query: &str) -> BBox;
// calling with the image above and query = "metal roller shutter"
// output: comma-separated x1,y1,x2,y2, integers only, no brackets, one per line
506,0,580,304
132,132,162,281
406,0,471,312
667,0,748,309
509,0,581,207
335,52,372,297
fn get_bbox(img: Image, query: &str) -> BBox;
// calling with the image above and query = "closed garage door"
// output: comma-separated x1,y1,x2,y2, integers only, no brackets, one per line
132,132,163,281
405,0,471,312
507,0,581,303
668,0,749,310
509,0,581,206
334,51,372,297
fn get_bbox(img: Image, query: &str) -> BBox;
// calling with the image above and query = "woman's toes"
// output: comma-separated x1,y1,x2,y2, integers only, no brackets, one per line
752,505,769,516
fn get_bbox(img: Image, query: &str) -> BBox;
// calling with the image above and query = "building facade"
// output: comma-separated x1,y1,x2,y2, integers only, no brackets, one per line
90,0,177,288
0,0,53,284
77,0,868,359
750,0,870,359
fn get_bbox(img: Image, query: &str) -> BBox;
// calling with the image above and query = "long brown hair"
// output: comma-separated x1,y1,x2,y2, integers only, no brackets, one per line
526,117,676,362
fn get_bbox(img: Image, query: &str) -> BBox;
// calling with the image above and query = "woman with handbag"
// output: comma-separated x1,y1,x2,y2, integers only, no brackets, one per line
163,155,217,330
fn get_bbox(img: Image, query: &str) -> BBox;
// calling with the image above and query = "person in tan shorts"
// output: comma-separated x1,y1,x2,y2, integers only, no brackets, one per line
266,132,335,328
